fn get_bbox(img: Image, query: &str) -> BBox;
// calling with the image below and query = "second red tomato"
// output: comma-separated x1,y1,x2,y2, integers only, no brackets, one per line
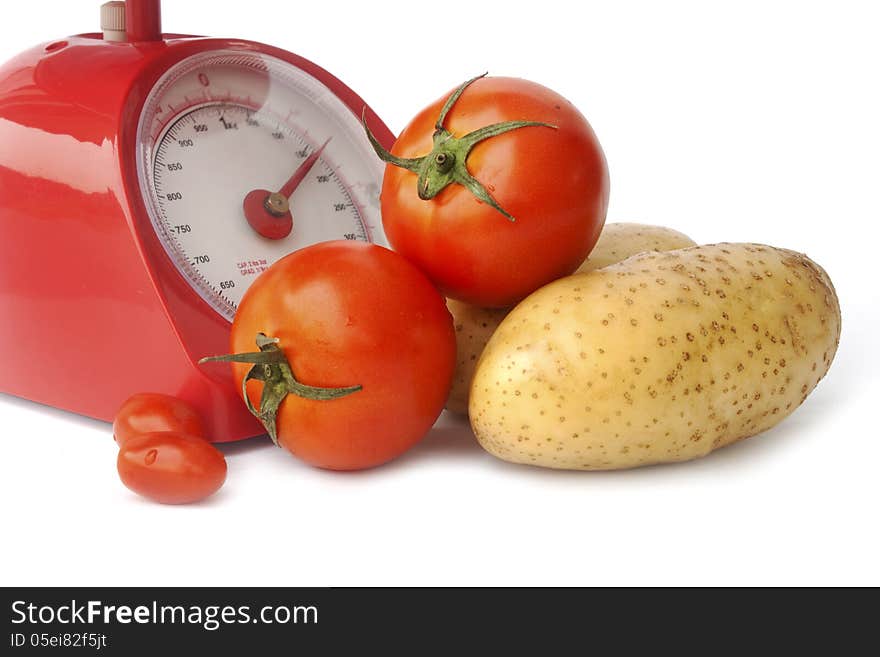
205,241,456,471
369,76,609,308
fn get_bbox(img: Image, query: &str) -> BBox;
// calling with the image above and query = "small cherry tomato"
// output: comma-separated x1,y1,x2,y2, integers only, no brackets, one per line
201,241,456,471
113,393,206,446
117,432,227,504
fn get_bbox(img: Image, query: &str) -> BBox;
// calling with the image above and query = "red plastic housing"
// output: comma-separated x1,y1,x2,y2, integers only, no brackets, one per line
0,34,395,441
126,0,162,42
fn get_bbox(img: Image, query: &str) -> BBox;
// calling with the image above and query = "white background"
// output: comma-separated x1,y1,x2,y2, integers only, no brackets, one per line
1,0,878,586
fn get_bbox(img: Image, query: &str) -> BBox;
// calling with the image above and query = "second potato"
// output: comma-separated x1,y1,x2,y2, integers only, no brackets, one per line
446,223,696,414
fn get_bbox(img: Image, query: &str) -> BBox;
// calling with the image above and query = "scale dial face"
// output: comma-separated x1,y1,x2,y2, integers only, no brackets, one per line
136,51,386,321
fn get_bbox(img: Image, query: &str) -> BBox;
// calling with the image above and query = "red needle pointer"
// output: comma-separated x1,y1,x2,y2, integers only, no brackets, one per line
243,137,332,240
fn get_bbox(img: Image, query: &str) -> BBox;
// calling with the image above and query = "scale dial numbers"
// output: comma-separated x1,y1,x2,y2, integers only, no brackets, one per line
137,51,386,322
152,102,368,313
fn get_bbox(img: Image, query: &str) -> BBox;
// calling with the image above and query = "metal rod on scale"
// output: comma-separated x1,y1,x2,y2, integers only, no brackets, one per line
126,0,162,42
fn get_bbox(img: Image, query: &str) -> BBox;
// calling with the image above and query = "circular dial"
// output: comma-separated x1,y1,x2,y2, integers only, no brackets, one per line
137,51,386,321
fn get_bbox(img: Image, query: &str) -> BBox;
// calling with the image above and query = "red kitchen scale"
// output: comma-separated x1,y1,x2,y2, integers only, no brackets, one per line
0,0,395,441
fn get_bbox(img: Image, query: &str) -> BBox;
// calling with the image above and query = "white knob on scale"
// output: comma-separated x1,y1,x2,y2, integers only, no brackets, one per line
100,1,127,42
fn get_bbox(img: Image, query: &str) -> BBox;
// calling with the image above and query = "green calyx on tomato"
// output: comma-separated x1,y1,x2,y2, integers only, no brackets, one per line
363,73,556,222
199,333,362,445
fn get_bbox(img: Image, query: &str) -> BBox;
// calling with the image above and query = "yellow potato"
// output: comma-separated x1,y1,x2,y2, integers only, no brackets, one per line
446,223,696,414
446,302,510,415
575,223,697,273
470,243,841,470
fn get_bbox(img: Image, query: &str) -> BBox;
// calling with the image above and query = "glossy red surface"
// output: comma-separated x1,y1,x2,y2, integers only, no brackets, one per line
242,189,292,240
126,0,163,42
0,33,395,441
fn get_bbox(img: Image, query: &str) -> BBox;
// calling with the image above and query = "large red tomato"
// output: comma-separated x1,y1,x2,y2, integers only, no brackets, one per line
366,75,609,308
202,241,456,471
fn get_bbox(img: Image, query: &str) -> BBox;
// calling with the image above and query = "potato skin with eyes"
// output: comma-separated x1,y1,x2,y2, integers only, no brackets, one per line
446,302,510,415
575,223,697,274
469,243,841,470
446,223,696,415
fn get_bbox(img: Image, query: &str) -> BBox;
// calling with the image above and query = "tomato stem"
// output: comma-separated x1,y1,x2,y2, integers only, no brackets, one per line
199,334,362,446
362,74,557,222
435,72,487,130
